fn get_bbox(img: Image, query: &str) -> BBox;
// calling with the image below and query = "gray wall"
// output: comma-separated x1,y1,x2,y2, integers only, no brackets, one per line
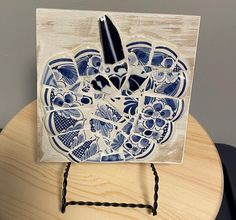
0,0,235,146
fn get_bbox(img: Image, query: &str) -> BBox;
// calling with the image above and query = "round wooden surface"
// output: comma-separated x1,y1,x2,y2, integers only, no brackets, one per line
0,101,223,220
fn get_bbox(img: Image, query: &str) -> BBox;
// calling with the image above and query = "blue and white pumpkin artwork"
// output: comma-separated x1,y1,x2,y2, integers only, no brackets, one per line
38,12,199,163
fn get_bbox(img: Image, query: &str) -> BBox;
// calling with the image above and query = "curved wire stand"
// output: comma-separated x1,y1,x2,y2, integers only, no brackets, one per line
61,162,159,216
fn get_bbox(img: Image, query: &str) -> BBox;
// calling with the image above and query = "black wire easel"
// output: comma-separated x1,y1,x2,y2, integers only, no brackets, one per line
61,162,159,216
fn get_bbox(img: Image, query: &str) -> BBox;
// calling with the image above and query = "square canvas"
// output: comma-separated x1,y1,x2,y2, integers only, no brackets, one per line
37,9,200,163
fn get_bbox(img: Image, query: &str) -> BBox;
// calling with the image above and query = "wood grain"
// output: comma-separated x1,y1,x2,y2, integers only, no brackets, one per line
0,101,223,219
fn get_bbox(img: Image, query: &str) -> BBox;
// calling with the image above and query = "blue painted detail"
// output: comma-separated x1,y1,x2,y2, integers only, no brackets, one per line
59,66,77,82
128,47,151,65
177,72,187,98
151,53,164,66
81,96,91,104
132,134,141,142
172,100,185,122
122,121,133,135
70,138,98,162
74,49,100,58
51,137,69,152
160,109,171,118
74,50,101,76
135,96,184,144
110,133,125,150
86,153,101,162
50,129,85,155
123,134,154,158
123,150,134,161
91,75,111,91
48,112,56,135
44,88,49,106
145,119,154,129
48,58,78,88
155,118,165,127
41,37,189,162
136,143,155,159
68,154,80,163
42,66,57,87
178,59,188,70
64,94,73,103
123,97,138,116
53,97,64,106
164,58,173,68
89,119,113,138
42,87,94,110
57,130,85,150
155,46,178,58
101,153,123,162
95,104,122,123
47,109,84,135
140,137,150,147
49,58,73,65
108,62,128,89
143,107,154,117
53,112,81,133
70,82,81,92
127,74,147,92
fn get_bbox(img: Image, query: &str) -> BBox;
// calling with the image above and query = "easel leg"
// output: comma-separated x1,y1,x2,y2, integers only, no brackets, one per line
61,162,159,216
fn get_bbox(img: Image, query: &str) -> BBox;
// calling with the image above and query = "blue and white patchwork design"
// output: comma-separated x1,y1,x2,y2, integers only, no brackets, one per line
40,16,189,163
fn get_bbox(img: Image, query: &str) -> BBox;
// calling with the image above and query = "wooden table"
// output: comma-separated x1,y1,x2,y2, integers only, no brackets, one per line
0,101,223,220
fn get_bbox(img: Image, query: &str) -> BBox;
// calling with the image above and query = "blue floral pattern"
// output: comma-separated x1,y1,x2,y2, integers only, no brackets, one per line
74,49,101,76
123,134,155,159
90,119,114,138
110,132,125,150
41,87,93,111
95,104,122,123
40,20,189,163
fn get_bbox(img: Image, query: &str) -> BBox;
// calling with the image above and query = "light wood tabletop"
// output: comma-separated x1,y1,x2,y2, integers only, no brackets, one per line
0,101,223,220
